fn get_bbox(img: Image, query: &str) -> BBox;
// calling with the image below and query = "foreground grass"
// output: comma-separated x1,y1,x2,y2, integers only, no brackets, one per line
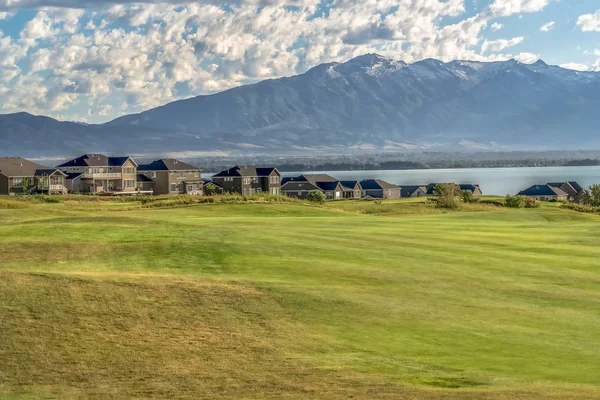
1,198,599,399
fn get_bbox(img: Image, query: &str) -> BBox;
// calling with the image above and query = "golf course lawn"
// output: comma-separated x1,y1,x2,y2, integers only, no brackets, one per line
1,196,599,399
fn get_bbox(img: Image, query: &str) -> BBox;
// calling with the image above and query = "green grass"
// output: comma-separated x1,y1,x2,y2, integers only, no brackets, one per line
1,197,599,399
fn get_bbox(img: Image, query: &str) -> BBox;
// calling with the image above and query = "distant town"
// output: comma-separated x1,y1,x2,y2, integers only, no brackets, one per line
0,154,590,203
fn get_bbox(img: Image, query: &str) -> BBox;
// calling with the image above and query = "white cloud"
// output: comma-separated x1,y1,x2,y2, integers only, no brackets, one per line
491,22,503,31
490,0,552,17
559,62,589,71
514,52,539,63
539,21,554,32
577,9,600,32
481,36,524,54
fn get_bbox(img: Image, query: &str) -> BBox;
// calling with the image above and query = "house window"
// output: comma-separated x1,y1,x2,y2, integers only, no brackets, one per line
123,167,135,174
124,180,135,188
243,177,252,185
13,178,23,187
270,176,279,184
171,184,177,192
224,177,233,182
177,171,186,179
92,167,100,174
150,172,156,178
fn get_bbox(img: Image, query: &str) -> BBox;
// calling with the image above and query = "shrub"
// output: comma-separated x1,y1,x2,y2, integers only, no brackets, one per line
204,183,218,196
307,190,326,204
432,183,460,209
504,195,525,208
373,199,383,206
34,195,61,204
460,190,480,204
524,197,539,208
581,185,600,207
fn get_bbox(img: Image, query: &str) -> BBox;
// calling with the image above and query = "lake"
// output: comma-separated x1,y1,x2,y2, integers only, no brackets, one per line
280,166,600,195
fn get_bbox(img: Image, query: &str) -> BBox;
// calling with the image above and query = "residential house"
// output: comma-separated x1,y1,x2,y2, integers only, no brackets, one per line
340,180,362,199
518,185,568,202
211,166,281,195
137,174,155,193
360,179,401,199
202,179,224,196
138,159,202,195
281,174,343,200
547,182,584,202
0,157,67,195
400,185,428,198
57,154,139,194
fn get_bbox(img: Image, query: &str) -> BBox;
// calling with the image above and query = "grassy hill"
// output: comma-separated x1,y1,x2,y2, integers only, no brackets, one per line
1,196,599,399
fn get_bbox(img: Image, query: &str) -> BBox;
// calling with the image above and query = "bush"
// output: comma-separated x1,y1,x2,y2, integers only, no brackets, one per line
460,190,480,204
524,197,539,208
504,195,525,208
432,183,460,209
34,195,61,204
373,199,383,206
307,190,326,204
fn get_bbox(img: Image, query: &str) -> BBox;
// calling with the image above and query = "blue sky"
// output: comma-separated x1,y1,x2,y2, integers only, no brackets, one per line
0,0,598,123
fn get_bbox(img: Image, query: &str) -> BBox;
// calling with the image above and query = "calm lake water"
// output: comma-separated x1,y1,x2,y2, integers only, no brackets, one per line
205,166,600,195
279,166,600,196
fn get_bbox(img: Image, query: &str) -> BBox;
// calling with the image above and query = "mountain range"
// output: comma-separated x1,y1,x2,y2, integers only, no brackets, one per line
2,54,600,157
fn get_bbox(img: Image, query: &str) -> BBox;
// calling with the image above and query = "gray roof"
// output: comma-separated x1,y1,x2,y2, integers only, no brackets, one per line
400,185,427,197
340,180,361,191
0,157,47,177
57,154,137,168
518,184,568,197
281,181,320,191
360,179,400,190
213,165,279,177
136,174,154,183
138,159,200,171
316,181,342,191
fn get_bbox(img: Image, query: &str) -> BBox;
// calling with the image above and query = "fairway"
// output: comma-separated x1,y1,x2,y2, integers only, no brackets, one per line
1,197,599,399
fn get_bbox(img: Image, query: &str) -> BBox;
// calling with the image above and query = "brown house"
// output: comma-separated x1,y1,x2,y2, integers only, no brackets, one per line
211,166,281,195
340,181,363,199
547,182,584,202
0,157,67,195
400,185,428,198
57,154,139,194
138,159,202,195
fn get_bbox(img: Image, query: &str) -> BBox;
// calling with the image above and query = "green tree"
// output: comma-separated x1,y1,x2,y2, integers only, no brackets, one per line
433,183,460,209
21,178,29,193
307,190,326,204
505,195,525,208
205,183,217,196
460,190,479,204
582,185,600,207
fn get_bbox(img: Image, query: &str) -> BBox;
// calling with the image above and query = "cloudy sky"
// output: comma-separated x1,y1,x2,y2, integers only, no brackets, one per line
0,0,598,123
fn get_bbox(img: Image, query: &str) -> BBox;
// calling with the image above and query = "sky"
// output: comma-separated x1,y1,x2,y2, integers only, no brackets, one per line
0,0,598,123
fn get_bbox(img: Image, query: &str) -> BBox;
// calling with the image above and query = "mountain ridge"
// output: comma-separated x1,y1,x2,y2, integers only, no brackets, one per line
1,54,600,157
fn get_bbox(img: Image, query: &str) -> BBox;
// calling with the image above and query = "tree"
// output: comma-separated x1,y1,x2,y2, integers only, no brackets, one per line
524,197,538,208
21,178,29,193
460,190,479,204
582,184,600,207
307,190,326,204
432,183,460,209
37,176,49,195
505,195,525,208
204,183,217,196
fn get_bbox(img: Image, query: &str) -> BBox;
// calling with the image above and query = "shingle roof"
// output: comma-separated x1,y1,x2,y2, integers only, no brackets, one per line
57,154,137,168
518,185,567,197
568,181,584,193
316,181,342,191
360,179,399,190
340,180,361,191
213,165,278,177
136,174,154,183
138,159,200,171
281,181,320,191
0,157,47,177
300,174,338,184
34,169,66,177
458,184,481,192
547,181,584,197
66,172,83,180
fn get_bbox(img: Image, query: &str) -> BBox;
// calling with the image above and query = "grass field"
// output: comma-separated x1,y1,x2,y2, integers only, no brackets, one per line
1,196,599,399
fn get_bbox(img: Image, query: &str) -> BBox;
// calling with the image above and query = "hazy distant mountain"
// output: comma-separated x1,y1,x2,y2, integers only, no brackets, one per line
2,54,600,157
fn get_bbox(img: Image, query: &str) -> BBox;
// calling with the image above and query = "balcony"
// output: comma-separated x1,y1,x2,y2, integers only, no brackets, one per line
80,173,122,179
